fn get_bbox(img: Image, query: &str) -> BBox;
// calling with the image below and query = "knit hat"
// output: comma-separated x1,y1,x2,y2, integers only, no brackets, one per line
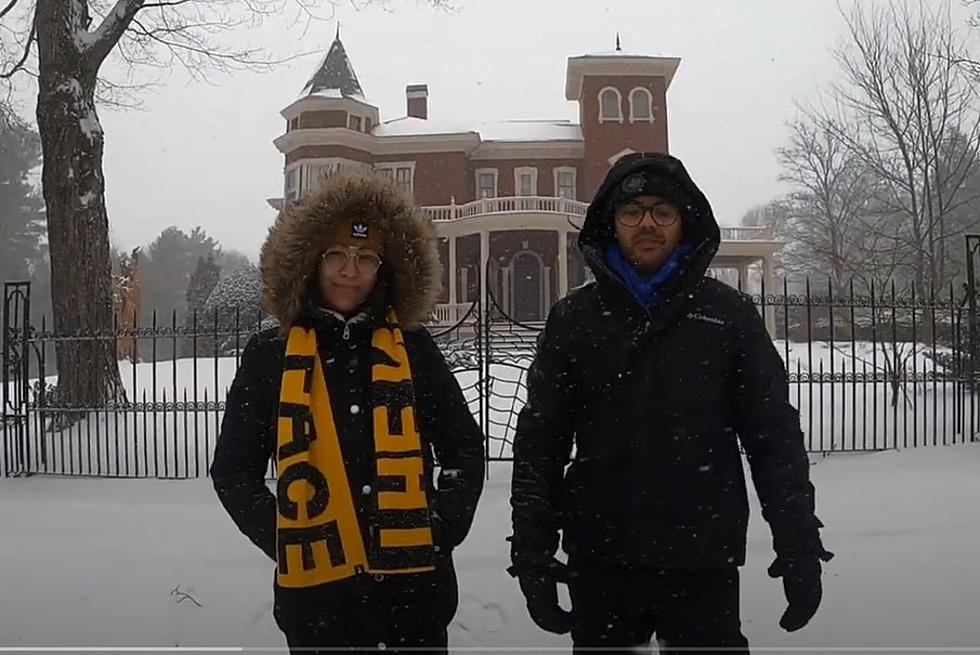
609,168,692,214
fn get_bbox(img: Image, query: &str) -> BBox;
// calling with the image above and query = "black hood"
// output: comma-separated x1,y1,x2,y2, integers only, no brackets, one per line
578,152,721,321
580,151,720,258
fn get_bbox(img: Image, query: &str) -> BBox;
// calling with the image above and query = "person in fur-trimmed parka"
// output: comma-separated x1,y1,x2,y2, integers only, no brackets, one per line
211,172,485,655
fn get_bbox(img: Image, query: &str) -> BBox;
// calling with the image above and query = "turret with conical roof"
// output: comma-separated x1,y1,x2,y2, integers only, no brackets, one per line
272,28,379,209
300,27,366,99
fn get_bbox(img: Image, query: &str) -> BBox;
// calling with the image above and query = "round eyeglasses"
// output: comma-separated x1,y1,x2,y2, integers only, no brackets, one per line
321,246,383,274
615,202,681,228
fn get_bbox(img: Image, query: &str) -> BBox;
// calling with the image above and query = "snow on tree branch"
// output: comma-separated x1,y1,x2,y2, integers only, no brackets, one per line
82,0,145,65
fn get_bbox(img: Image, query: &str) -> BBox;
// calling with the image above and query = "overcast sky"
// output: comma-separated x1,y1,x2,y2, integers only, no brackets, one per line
16,1,881,257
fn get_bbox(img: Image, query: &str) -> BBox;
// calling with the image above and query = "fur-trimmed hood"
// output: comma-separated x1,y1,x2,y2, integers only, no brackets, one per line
259,172,443,330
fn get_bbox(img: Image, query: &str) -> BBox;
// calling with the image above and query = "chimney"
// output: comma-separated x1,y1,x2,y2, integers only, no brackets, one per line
407,84,428,120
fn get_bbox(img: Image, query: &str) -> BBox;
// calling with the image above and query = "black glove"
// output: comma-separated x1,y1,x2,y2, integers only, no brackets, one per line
768,550,834,632
430,468,470,551
508,557,574,635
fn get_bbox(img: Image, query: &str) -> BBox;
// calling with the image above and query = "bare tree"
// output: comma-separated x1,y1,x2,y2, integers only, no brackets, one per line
775,115,881,294
0,0,448,410
817,0,980,297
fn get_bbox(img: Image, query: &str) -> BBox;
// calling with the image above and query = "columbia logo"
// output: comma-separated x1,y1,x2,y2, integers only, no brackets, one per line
688,312,726,326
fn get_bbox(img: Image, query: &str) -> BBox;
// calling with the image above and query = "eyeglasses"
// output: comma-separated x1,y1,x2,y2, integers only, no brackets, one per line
321,246,383,274
615,202,681,228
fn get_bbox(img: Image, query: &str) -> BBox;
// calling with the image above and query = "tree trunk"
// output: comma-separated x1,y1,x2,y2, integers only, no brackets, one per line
35,0,123,410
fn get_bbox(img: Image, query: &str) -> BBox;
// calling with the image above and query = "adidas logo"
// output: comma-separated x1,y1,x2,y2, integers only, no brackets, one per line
351,222,369,239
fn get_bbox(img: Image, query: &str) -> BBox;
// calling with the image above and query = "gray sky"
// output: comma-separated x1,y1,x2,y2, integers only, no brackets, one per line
95,0,853,258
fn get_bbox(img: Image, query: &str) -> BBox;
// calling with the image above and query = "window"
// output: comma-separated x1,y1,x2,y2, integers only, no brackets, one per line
396,166,412,192
349,115,363,131
364,116,373,133
288,116,299,132
376,161,415,194
515,167,538,196
629,88,653,122
476,169,498,199
555,167,576,199
303,162,346,193
599,87,623,122
284,167,299,201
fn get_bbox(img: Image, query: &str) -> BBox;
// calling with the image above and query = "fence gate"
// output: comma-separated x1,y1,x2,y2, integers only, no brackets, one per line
479,259,544,460
2,282,31,477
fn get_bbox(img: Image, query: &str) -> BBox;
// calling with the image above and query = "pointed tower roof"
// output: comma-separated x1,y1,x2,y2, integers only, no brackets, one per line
300,28,365,99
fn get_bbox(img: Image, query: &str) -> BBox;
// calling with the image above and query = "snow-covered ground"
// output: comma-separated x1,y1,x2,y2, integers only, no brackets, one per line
2,444,980,652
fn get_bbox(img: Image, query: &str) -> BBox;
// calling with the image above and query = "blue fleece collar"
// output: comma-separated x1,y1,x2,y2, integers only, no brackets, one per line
604,241,694,308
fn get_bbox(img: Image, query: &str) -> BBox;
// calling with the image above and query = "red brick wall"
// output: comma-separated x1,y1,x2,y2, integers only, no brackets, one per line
285,145,372,166
407,97,428,119
468,160,584,199
375,152,471,205
580,74,669,200
286,152,588,204
299,111,348,129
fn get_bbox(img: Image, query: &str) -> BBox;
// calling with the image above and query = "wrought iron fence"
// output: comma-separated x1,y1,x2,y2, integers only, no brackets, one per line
3,275,979,479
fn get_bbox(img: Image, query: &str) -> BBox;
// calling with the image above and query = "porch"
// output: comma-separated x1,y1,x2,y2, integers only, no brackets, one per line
424,196,780,331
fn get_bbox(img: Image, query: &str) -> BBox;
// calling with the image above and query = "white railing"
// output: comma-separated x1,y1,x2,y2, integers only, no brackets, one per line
422,196,588,222
720,225,774,241
430,303,473,325
421,198,776,242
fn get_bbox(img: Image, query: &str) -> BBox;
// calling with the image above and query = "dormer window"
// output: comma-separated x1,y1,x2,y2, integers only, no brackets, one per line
599,87,623,122
629,87,653,122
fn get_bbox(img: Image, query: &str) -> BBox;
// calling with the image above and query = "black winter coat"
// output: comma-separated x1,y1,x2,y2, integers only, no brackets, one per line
211,308,485,633
510,153,827,571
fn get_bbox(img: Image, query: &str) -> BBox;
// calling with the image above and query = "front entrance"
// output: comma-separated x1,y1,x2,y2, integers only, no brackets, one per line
511,251,544,322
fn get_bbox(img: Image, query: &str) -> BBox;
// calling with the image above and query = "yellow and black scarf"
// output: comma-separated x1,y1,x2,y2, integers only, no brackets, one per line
274,312,435,589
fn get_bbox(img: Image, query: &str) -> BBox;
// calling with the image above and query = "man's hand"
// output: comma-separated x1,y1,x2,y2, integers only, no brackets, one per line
510,557,574,635
768,552,833,632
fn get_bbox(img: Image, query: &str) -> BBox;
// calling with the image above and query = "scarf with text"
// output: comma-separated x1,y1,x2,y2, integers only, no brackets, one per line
274,313,435,588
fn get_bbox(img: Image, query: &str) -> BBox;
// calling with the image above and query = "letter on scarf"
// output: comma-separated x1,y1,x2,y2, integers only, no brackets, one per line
276,328,369,588
370,322,434,562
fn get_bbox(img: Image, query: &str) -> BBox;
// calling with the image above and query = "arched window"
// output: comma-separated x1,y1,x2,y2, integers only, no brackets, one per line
629,87,653,122
599,87,622,122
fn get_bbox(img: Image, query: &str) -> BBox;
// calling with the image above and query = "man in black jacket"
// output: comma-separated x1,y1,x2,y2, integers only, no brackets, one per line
509,153,832,654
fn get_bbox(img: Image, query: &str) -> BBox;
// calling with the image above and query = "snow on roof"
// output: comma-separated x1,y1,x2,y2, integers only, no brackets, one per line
309,88,344,99
580,50,662,57
373,117,583,142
